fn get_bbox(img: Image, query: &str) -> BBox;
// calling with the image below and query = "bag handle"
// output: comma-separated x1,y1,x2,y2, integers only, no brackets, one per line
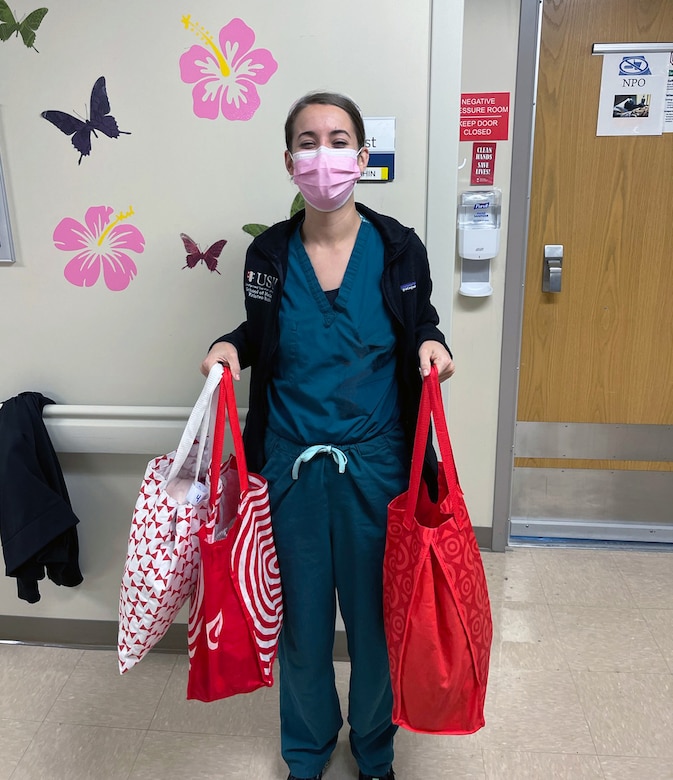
208,366,249,512
404,365,460,528
166,363,223,485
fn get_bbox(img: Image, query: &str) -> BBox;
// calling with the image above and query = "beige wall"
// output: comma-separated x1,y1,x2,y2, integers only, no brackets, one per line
448,0,521,533
0,0,480,622
0,0,435,408
0,0,526,625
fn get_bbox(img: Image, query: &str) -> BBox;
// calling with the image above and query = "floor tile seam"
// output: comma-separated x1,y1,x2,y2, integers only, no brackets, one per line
628,617,671,670
125,723,154,780
8,721,149,780
474,747,487,777
481,745,602,757
609,549,673,574
596,750,673,760
638,607,673,667
145,653,184,732
548,603,651,616
480,749,609,780
131,727,262,739
529,547,637,607
40,716,156,733
499,596,550,605
0,716,43,726
6,723,42,780
501,599,573,673
565,666,603,760
40,647,86,723
543,598,640,609
480,745,608,776
611,561,646,609
526,548,556,605
545,603,669,672
145,651,179,729
567,666,673,757
146,723,279,738
570,668,673,679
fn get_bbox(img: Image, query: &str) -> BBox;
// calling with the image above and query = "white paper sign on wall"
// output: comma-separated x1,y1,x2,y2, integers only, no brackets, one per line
362,117,396,181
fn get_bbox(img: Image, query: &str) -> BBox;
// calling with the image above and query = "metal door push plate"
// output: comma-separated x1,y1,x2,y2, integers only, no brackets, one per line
543,244,563,292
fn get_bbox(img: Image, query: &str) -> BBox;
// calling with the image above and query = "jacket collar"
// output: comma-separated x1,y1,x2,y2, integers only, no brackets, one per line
252,203,414,266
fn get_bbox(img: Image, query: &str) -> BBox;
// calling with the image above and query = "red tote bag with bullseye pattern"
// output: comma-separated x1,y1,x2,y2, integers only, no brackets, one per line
384,366,492,734
187,367,283,701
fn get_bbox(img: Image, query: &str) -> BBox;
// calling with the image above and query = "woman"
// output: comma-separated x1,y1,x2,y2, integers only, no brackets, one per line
201,91,454,780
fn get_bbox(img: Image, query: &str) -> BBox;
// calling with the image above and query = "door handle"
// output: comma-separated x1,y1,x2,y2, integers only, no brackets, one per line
543,245,563,292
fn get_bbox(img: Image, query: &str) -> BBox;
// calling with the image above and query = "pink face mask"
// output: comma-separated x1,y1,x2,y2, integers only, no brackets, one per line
291,146,363,212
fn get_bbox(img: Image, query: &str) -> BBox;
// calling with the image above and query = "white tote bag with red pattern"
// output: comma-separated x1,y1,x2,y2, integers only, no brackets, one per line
118,364,224,673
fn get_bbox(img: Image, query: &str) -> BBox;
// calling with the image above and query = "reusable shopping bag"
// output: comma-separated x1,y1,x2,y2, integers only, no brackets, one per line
384,366,492,734
118,364,225,673
187,366,283,701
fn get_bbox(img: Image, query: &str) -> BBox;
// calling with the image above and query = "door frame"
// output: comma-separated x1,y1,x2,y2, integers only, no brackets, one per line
491,0,542,551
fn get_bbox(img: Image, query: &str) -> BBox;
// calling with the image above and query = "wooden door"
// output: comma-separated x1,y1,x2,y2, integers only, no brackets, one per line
511,0,673,543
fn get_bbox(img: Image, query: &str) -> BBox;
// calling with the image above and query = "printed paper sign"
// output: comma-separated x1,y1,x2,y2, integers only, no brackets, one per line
460,93,510,141
665,52,673,133
471,142,496,185
597,53,668,136
362,117,395,181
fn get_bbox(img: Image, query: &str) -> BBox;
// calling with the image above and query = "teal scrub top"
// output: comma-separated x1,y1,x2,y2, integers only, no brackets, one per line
267,218,400,445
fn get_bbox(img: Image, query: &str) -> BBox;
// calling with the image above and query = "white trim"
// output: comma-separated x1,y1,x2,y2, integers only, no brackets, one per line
41,404,246,455
592,42,673,55
426,0,464,411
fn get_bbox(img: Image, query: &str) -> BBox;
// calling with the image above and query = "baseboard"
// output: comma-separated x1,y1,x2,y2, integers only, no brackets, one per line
0,534,492,656
474,526,492,549
0,615,352,661
0,615,186,652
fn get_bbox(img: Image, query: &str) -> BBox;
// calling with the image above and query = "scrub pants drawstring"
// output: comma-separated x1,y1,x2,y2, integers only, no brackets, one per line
291,444,348,480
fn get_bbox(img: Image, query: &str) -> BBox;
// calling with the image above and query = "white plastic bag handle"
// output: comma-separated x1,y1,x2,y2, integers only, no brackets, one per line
166,363,224,484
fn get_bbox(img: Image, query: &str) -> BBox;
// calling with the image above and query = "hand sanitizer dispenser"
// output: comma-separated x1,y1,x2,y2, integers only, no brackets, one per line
457,188,501,297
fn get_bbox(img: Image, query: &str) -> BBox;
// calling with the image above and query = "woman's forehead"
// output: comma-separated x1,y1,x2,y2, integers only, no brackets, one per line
293,103,355,135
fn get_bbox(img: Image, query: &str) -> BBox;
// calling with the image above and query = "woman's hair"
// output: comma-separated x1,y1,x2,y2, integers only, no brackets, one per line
284,91,366,151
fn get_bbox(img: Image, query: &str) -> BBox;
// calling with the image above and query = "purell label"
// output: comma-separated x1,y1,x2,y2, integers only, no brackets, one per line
185,480,208,505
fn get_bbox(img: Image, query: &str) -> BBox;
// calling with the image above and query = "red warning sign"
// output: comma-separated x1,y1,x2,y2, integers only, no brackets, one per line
460,92,510,141
471,142,496,185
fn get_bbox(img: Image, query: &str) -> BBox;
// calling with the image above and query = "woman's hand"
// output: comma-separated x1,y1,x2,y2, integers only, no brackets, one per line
418,340,455,382
200,342,241,380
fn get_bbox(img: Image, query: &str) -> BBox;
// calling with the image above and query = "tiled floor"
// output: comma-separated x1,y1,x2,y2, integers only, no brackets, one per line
1,546,673,779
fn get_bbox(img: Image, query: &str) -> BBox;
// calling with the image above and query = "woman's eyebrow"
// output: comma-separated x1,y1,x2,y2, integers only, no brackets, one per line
297,128,352,140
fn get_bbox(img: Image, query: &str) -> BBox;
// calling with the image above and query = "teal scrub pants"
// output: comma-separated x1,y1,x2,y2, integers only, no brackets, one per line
262,427,408,779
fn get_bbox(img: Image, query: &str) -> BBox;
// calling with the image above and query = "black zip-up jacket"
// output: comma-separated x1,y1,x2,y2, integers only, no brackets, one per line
0,392,83,603
213,203,451,497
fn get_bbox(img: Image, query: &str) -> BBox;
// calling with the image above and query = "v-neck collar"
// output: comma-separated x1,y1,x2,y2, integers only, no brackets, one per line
293,220,370,326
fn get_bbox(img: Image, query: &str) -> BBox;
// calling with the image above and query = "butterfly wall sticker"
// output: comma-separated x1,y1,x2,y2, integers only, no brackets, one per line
180,233,227,274
0,1,47,51
41,76,130,164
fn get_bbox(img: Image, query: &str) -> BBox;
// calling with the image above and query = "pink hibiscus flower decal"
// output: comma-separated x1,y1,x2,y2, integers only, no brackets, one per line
179,16,278,121
53,205,145,291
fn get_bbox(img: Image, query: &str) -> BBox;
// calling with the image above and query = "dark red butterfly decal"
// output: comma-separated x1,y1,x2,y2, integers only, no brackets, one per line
180,233,227,274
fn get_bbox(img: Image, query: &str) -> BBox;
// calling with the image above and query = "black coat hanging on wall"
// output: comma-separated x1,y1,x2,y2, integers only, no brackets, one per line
0,391,83,602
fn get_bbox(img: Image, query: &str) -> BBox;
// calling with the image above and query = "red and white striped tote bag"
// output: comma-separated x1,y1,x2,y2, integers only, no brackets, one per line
187,367,283,701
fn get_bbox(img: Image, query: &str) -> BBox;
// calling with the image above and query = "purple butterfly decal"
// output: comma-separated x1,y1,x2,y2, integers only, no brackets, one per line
180,233,227,274
41,76,130,164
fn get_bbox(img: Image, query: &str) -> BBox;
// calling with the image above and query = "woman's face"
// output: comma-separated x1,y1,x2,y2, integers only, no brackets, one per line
285,103,369,177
